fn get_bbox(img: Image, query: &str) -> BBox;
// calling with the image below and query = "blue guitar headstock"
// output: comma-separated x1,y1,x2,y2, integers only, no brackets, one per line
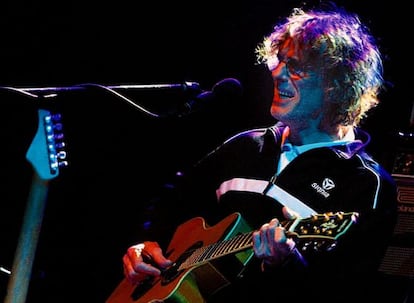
26,109,68,180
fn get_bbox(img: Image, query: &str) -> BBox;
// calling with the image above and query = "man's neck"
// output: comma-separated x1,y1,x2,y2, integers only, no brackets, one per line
286,125,354,146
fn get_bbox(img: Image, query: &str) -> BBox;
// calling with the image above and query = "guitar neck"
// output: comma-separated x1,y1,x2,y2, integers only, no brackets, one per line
177,212,357,271
178,230,255,271
4,174,50,303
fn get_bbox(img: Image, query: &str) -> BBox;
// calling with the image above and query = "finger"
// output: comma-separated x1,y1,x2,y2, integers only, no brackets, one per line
142,242,173,269
252,230,266,258
123,254,142,284
268,218,280,227
282,206,301,220
264,223,276,243
152,255,173,269
126,243,145,262
254,223,273,257
273,226,287,243
252,229,262,249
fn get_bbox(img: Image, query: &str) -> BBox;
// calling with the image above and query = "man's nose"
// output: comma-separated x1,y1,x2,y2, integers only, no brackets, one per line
272,61,289,80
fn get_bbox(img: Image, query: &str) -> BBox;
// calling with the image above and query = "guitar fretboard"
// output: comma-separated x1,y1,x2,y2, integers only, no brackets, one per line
177,212,357,271
178,231,255,271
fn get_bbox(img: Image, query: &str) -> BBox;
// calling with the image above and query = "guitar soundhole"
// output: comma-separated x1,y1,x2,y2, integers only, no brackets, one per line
160,241,203,285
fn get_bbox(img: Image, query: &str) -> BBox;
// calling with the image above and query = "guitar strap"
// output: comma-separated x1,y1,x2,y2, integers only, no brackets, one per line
263,183,316,217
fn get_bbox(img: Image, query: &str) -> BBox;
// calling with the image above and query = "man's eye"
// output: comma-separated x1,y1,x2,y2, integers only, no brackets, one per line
287,59,305,77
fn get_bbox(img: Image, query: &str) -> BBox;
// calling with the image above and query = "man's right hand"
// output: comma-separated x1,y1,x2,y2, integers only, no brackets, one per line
122,241,173,285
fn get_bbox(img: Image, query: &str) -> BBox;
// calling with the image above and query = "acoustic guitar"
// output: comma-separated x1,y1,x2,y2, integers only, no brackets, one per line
107,210,358,303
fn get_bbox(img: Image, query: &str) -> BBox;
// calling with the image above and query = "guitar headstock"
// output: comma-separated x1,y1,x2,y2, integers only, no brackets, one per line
26,109,68,180
288,211,359,252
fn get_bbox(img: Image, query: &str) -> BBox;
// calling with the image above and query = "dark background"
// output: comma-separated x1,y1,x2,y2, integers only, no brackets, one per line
0,0,411,302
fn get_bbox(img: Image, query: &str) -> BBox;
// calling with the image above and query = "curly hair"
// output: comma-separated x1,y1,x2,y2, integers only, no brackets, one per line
255,3,384,127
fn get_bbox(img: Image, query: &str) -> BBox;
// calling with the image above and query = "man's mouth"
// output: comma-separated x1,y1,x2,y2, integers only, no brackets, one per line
278,89,294,98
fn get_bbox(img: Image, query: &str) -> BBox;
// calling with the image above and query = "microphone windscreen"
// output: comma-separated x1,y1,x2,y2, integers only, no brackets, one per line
212,78,243,99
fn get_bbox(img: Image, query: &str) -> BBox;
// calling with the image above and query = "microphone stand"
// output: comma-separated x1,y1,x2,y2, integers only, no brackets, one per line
9,81,201,97
0,81,201,118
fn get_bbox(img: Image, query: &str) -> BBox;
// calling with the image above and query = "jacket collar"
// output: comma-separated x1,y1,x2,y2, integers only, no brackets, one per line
268,121,370,159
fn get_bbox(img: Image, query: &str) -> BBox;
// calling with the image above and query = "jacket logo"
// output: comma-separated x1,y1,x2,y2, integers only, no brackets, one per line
322,178,335,190
311,178,335,198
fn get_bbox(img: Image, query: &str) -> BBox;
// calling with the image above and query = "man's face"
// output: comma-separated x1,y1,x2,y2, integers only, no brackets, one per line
268,37,324,130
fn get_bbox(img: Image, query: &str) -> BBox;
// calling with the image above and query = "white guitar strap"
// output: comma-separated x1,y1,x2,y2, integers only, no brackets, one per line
263,183,316,218
216,178,316,218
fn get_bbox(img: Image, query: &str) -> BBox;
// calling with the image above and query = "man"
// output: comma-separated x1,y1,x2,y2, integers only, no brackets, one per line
118,3,399,302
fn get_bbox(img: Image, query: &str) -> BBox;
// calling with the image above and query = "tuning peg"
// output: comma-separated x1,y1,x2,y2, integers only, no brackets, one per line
55,141,65,149
57,150,67,159
51,113,62,121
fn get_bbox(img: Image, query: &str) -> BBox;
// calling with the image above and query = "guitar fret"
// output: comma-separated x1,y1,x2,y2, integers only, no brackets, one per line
237,234,247,250
218,240,228,256
201,243,217,261
193,247,203,263
196,246,209,263
187,246,205,267
229,237,241,253
228,237,239,252
211,243,222,258
217,239,230,256
242,232,253,247
222,238,233,254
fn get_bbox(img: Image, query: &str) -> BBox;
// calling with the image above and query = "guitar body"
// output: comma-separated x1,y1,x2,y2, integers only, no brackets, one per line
106,212,254,303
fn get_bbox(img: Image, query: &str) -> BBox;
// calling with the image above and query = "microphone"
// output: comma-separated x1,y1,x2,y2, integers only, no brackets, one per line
177,78,243,117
